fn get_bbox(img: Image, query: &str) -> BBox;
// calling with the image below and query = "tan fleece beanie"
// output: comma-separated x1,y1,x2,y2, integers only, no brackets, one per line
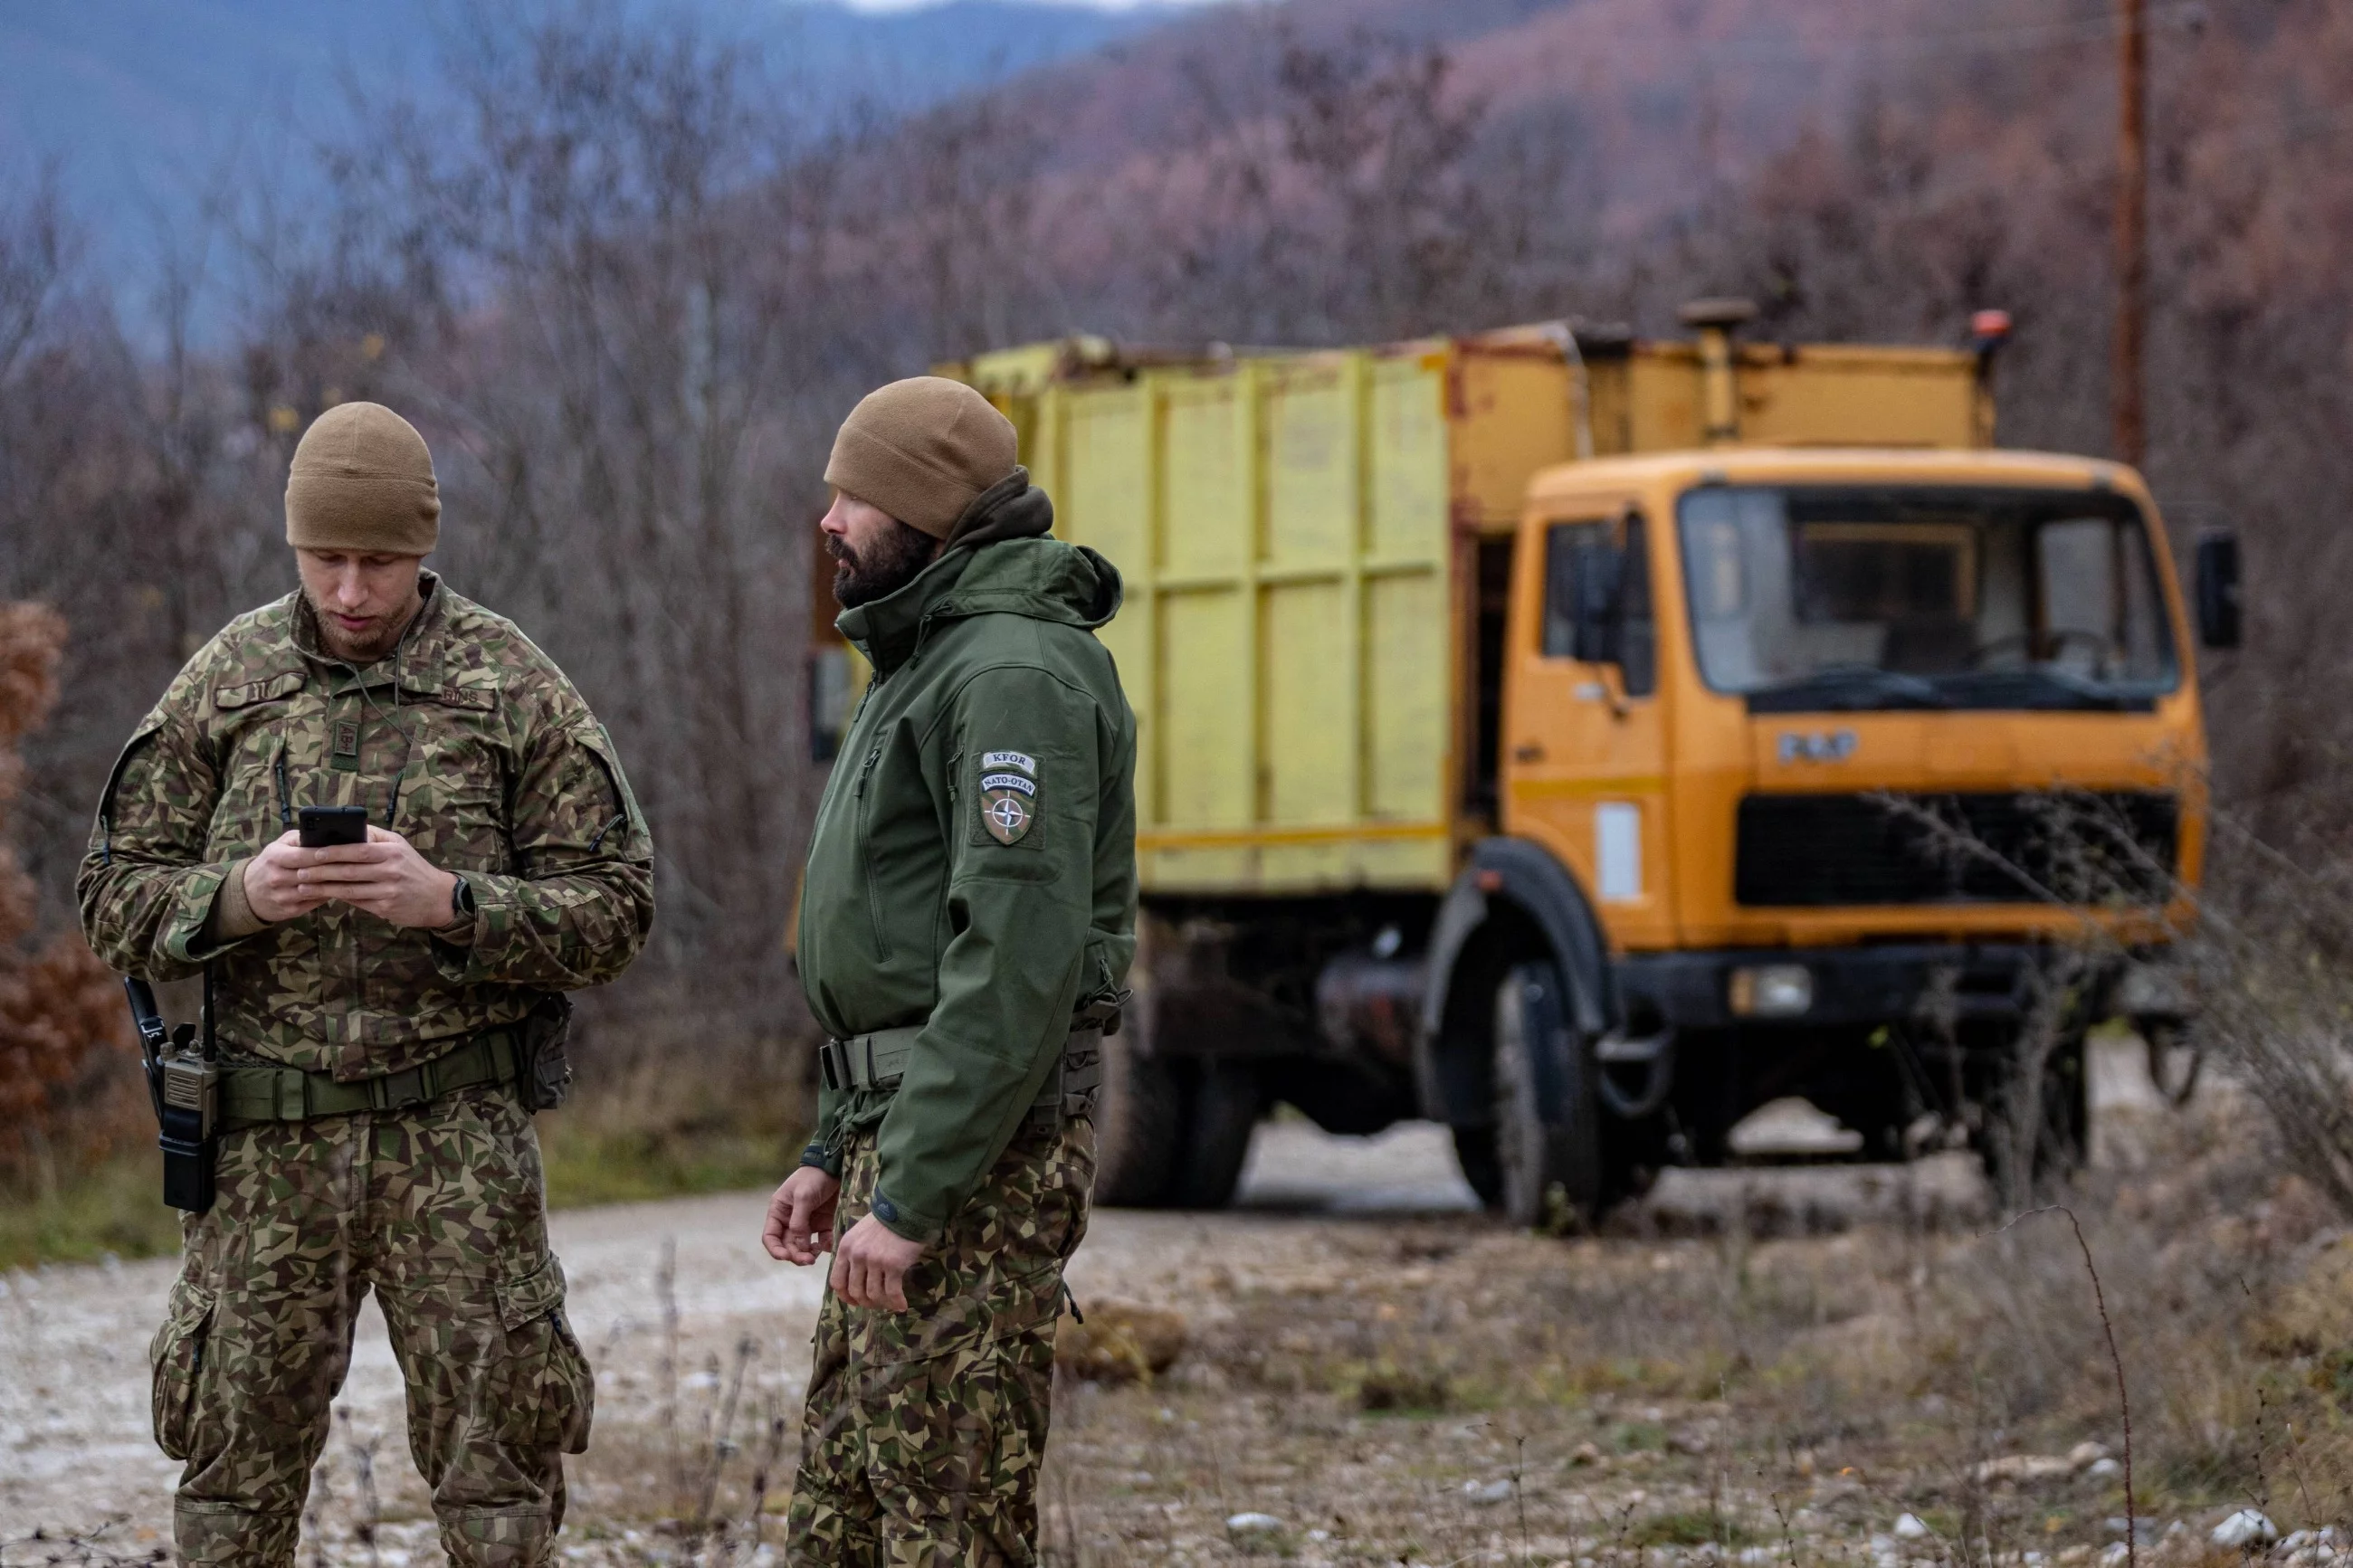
824,377,1018,538
284,402,441,555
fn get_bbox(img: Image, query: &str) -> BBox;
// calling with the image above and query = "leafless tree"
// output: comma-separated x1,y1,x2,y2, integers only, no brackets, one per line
5,0,2353,1158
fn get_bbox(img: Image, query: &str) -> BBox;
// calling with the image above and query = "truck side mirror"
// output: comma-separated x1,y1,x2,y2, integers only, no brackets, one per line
1571,541,1624,664
2195,529,2241,650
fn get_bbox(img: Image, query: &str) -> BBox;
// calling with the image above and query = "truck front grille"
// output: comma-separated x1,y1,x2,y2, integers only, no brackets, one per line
1733,791,2179,908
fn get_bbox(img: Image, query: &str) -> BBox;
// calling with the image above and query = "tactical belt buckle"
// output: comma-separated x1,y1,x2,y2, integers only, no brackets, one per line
819,1039,843,1092
1073,991,1130,1038
367,1060,435,1114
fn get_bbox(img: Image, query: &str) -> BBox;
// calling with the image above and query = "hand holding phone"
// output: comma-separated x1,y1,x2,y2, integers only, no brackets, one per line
243,808,370,923
298,805,369,848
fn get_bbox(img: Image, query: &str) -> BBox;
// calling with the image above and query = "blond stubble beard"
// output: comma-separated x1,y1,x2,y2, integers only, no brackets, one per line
302,588,422,665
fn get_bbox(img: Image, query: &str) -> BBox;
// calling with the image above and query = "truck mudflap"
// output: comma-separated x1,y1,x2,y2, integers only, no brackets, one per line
1418,838,1617,1127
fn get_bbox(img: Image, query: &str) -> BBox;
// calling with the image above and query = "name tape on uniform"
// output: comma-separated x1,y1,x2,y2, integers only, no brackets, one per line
981,750,1036,775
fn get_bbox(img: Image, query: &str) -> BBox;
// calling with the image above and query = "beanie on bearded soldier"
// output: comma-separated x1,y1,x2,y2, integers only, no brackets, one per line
285,402,441,555
824,377,1018,538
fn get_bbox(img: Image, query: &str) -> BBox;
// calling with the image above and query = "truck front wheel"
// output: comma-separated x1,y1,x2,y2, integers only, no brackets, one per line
1976,1022,2091,1202
1452,1126,1503,1209
1492,961,1606,1230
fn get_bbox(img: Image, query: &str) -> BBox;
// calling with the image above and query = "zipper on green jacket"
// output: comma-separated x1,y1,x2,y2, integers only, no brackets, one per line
854,744,890,961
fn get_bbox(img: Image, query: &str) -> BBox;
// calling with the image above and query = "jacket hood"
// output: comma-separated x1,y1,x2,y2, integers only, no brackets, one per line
836,470,1121,673
944,467,1053,550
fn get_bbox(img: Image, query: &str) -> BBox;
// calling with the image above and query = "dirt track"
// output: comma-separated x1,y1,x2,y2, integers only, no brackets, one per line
0,1041,2223,1564
11,1126,1485,1552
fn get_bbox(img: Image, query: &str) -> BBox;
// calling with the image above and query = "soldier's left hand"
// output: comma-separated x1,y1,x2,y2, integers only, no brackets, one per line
830,1214,925,1311
291,826,464,929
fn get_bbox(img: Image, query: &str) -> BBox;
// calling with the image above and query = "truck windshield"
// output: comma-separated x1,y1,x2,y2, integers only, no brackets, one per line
1675,486,2180,712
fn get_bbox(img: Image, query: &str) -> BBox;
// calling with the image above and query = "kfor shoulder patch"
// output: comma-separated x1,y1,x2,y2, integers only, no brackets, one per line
978,753,1039,844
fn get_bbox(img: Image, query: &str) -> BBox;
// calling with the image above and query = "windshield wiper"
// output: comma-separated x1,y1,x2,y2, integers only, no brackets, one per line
1746,665,1952,712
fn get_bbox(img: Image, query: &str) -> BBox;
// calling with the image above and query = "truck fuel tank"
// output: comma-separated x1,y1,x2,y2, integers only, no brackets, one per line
1314,948,1427,1069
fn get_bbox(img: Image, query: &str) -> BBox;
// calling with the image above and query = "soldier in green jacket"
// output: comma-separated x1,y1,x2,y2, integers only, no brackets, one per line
79,402,655,1568
762,376,1138,1564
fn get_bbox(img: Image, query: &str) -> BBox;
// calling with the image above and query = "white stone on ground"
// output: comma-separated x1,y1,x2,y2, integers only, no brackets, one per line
2213,1511,2279,1549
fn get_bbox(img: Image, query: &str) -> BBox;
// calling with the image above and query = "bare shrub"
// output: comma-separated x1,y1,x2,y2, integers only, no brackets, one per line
2,0,2351,1222
0,602,135,1182
2182,819,2353,1222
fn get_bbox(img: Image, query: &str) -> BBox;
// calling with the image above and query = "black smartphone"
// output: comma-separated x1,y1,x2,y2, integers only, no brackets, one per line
298,805,369,848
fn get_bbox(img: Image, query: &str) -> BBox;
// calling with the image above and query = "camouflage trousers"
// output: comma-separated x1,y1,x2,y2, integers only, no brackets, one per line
150,1084,594,1568
784,1116,1094,1567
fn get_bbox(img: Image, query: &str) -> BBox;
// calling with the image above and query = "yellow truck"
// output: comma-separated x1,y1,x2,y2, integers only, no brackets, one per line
853,302,2239,1223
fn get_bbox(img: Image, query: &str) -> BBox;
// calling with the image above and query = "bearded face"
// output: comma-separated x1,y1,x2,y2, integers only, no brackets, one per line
825,501,940,610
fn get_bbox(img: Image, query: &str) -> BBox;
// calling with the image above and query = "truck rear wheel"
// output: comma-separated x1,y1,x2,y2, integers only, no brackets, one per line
1493,961,1606,1230
1092,1027,1186,1207
1167,1061,1262,1209
1091,1032,1265,1209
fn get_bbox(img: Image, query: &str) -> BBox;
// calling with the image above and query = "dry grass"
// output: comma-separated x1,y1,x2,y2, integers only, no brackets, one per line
0,1012,819,1268
62,1084,2347,1568
353,1088,2353,1568
1024,1098,2353,1565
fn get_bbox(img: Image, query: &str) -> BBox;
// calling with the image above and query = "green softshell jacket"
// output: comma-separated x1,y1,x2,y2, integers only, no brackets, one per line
78,575,656,1078
796,473,1138,1243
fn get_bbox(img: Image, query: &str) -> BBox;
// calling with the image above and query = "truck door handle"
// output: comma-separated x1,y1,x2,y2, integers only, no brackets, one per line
1512,742,1546,763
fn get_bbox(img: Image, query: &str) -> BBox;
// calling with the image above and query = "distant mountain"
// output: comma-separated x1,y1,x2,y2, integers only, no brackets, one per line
0,0,1184,272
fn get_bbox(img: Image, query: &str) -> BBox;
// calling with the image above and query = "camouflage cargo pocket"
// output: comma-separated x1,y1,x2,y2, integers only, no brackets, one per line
148,1278,216,1461
493,1255,595,1454
864,1316,1056,1509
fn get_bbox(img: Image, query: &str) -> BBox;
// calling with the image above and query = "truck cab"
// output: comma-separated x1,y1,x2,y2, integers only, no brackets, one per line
908,307,2237,1223
1455,445,2208,1220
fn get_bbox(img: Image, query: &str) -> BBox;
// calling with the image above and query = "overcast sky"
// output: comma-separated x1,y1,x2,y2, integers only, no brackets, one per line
831,0,1232,10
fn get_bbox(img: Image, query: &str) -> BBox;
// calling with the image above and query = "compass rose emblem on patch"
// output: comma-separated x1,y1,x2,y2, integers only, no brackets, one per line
982,788,1033,844
976,764,1038,845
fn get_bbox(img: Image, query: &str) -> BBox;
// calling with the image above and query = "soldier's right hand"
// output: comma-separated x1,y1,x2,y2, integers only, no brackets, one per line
764,1166,841,1267
243,831,336,924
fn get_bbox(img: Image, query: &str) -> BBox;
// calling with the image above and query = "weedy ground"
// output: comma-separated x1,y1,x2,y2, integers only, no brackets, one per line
9,1081,2351,1568
1022,1097,2353,1564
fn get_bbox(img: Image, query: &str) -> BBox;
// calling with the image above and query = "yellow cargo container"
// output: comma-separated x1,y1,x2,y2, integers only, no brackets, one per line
878,307,2236,1225
948,322,1995,899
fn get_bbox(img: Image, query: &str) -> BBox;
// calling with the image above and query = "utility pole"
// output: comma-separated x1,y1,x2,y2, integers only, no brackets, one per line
2113,0,2148,466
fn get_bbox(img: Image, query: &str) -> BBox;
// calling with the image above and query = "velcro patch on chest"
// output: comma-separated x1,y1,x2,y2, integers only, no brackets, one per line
977,756,1040,844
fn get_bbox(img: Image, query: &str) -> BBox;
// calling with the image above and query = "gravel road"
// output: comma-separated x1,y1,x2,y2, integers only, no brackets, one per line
0,1038,2185,1560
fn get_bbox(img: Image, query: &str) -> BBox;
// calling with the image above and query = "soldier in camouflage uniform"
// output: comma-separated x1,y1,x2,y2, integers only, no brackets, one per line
762,377,1138,1566
78,401,655,1568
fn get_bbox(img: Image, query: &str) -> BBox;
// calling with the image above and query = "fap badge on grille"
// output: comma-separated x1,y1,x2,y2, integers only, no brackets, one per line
978,767,1037,844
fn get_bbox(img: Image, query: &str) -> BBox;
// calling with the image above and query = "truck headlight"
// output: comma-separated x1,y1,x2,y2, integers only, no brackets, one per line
1729,964,1814,1018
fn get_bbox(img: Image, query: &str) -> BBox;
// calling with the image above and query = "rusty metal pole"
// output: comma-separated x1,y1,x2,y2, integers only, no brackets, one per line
2113,0,2148,466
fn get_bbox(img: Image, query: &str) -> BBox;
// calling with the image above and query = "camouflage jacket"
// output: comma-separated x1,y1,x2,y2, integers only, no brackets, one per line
77,575,655,1080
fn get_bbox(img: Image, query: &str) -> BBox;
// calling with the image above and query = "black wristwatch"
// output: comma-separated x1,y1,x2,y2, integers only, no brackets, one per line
449,874,476,923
